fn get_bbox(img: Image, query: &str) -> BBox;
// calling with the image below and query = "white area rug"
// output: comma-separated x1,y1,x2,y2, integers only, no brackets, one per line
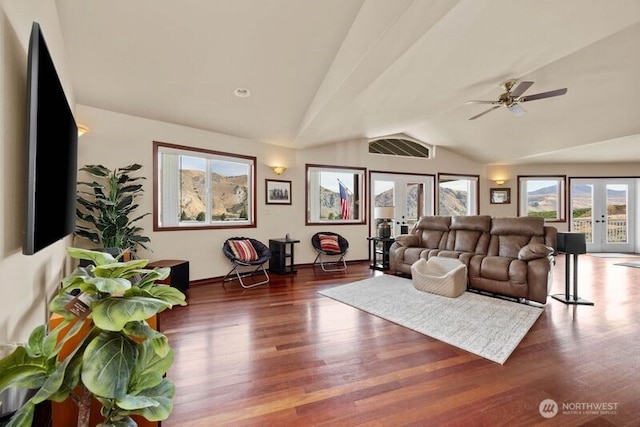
319,275,543,364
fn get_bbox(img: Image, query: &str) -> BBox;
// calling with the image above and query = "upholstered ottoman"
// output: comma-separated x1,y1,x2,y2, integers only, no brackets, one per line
411,257,467,298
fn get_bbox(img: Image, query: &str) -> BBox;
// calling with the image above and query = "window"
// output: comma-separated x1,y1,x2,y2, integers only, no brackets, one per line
153,141,256,230
306,164,365,225
518,175,566,222
437,173,479,215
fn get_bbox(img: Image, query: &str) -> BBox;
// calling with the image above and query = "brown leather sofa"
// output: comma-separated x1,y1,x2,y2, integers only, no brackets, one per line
389,215,557,304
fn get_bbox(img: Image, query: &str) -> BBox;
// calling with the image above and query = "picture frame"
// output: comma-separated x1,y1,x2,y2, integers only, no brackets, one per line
266,179,292,205
490,188,511,204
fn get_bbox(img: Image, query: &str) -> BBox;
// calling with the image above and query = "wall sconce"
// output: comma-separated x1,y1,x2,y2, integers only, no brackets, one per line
494,180,505,185
77,124,89,137
271,166,286,175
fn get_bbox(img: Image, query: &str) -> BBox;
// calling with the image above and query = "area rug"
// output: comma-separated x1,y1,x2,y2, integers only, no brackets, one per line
614,261,640,268
318,275,543,365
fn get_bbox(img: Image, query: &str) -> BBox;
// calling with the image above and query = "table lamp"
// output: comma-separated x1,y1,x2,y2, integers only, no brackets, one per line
374,206,395,238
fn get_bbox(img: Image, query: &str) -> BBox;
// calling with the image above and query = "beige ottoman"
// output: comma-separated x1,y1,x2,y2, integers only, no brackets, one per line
411,257,467,298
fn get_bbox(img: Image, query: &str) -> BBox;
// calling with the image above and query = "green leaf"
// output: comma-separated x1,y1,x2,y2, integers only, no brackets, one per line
148,285,187,306
93,259,149,278
68,247,117,265
97,417,137,427
118,379,175,421
122,320,165,341
0,346,51,392
25,325,46,357
84,276,132,294
129,341,173,393
80,164,110,177
49,290,78,318
29,353,73,404
82,332,137,399
5,401,35,427
92,297,171,331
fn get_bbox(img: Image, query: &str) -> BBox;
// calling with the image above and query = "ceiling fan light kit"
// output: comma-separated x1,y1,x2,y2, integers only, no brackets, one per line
467,80,567,120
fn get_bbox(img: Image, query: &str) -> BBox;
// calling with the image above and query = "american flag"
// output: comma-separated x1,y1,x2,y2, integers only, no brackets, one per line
339,181,351,219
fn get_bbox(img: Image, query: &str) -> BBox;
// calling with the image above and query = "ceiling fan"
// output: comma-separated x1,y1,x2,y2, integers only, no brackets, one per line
466,80,567,120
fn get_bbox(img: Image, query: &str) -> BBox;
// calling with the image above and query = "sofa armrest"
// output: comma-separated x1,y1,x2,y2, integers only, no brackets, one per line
394,234,419,247
518,243,554,261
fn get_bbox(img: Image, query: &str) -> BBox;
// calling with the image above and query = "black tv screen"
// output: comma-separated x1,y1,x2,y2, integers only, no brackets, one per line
23,22,78,255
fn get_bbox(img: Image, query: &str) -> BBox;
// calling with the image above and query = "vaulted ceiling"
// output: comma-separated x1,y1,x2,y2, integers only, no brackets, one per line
56,0,640,165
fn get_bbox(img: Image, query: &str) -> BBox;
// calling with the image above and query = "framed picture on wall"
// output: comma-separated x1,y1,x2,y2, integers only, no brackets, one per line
490,188,511,204
266,179,292,205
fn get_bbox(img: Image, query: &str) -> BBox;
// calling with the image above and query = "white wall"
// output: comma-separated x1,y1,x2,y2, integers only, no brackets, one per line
484,163,640,233
0,0,75,344
75,105,484,281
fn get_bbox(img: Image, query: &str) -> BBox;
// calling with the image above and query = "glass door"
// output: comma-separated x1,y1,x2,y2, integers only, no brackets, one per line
370,172,434,237
570,178,635,253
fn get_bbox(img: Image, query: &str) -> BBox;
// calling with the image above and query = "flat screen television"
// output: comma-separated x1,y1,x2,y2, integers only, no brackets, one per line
23,22,78,255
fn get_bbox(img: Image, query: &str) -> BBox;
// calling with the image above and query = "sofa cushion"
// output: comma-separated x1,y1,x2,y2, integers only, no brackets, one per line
394,234,419,247
450,215,492,232
319,234,341,253
491,217,544,236
479,256,526,283
518,243,554,261
414,216,451,249
228,239,259,262
447,215,492,253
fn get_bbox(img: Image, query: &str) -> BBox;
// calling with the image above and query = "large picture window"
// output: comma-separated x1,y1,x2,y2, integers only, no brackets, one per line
154,141,256,230
306,164,365,225
517,175,566,222
437,173,479,216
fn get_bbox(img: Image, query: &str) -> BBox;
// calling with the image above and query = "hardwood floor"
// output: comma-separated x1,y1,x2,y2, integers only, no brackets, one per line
159,255,640,426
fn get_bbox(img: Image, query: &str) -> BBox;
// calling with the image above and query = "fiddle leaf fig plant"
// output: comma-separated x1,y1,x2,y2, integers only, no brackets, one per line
0,247,187,427
76,164,152,252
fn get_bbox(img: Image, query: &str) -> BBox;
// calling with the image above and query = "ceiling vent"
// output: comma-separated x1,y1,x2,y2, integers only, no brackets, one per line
368,135,432,159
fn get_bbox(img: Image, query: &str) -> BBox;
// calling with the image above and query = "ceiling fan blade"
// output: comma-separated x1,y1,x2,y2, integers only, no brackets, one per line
509,81,534,98
468,105,501,120
519,88,567,102
465,100,500,105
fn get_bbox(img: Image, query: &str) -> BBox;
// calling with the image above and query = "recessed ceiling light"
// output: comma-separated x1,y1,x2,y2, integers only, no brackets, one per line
234,88,250,98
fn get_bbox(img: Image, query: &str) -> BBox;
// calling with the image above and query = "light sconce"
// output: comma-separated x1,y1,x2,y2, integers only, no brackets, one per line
494,180,505,185
77,124,89,137
374,206,395,238
271,166,286,175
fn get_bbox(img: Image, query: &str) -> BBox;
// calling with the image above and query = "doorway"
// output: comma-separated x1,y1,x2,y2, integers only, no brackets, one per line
370,172,434,237
570,178,636,253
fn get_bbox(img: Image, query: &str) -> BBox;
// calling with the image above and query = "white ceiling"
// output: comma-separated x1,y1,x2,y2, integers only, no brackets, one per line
55,0,640,165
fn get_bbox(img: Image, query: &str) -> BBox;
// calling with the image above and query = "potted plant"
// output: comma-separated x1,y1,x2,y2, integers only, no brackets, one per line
0,247,187,427
76,164,151,256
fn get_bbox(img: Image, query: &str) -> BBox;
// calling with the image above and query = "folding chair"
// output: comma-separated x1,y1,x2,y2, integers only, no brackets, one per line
222,237,271,288
311,232,349,272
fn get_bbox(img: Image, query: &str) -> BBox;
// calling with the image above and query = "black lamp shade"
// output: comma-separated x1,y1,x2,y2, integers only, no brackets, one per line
557,232,587,254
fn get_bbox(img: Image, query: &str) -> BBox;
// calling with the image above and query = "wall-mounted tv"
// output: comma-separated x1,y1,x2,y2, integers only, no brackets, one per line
23,22,78,255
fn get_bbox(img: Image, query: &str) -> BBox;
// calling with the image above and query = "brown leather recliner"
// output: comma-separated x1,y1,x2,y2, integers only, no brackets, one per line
389,215,557,304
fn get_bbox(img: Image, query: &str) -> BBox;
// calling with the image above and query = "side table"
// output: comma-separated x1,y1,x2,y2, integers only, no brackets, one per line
269,238,300,274
147,259,190,293
367,237,395,271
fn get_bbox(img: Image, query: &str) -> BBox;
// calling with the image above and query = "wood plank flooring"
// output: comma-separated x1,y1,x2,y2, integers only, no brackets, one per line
159,255,640,426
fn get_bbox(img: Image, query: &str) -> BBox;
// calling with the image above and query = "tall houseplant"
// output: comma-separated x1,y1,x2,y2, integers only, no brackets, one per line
0,247,186,427
76,164,151,254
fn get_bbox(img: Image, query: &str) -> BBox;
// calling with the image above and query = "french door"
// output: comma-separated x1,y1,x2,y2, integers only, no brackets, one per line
570,178,636,252
370,172,434,237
